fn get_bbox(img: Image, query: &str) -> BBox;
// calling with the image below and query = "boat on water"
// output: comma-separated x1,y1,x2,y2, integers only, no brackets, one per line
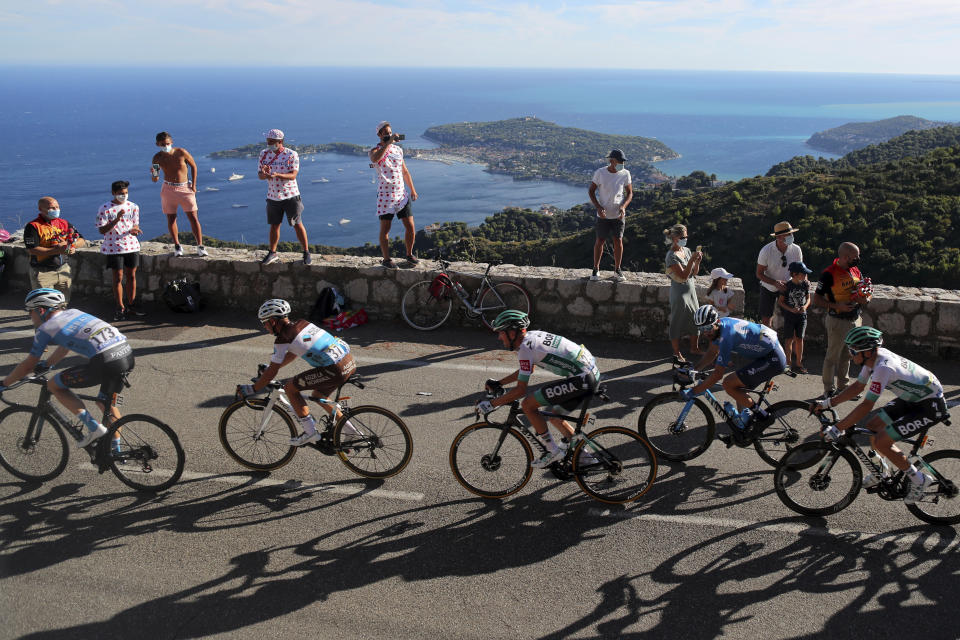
231,204,248,208
327,223,334,227
311,177,330,183
210,167,216,173
339,218,350,225
337,168,344,172
204,187,219,192
228,173,244,181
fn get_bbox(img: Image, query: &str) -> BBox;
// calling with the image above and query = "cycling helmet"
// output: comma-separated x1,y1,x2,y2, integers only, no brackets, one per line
25,288,66,310
844,325,883,351
693,304,719,330
257,298,291,321
491,309,530,332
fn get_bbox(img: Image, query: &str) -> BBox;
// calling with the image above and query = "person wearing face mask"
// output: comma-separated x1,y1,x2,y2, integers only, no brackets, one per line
588,149,632,282
755,221,803,328
151,131,207,258
257,129,312,266
22,196,85,303
97,180,144,320
814,241,867,399
664,223,703,363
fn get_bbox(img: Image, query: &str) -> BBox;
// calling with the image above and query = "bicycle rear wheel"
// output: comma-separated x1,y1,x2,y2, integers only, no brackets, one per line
774,442,861,516
401,280,454,330
0,407,69,482
109,415,185,492
478,282,531,329
334,406,413,479
906,449,960,525
574,426,658,504
637,393,715,461
218,398,298,471
753,400,824,467
449,423,533,498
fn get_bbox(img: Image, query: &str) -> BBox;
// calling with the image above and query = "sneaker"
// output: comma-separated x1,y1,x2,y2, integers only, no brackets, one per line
531,448,565,469
197,246,209,257
261,251,279,265
173,244,183,257
861,472,882,489
290,431,321,447
127,302,147,317
792,365,809,375
77,424,108,448
405,254,419,265
613,270,625,282
903,473,933,504
578,450,599,466
589,269,600,281
302,251,312,266
381,258,397,269
113,307,126,321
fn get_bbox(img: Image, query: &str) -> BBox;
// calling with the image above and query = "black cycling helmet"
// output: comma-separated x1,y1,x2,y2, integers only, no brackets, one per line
844,325,883,351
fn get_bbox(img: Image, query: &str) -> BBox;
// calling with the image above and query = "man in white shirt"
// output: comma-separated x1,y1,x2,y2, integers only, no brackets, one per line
756,221,803,327
588,149,632,282
97,180,144,320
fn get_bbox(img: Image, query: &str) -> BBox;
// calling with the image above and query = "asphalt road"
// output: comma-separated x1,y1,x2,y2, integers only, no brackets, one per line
2,298,959,640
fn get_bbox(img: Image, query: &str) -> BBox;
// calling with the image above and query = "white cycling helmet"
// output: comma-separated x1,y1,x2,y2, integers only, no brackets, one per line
257,298,291,322
693,304,719,331
25,288,66,310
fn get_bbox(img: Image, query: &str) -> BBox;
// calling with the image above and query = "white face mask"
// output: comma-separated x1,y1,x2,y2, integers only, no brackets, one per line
159,144,172,153
677,238,688,248
267,143,279,151
783,234,794,246
43,208,61,219
115,194,128,203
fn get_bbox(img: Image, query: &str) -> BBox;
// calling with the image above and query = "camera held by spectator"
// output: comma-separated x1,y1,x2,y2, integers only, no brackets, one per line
381,133,405,144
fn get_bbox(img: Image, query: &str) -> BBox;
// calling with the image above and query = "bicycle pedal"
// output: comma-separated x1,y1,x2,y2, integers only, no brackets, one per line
717,434,734,448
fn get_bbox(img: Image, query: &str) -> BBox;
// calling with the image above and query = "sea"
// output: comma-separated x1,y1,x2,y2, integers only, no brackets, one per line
2,67,959,248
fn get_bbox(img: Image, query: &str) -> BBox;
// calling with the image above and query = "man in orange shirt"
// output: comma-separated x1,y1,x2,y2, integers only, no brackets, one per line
22,197,86,303
813,242,866,399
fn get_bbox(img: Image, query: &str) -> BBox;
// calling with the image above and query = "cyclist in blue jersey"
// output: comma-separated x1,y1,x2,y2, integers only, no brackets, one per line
0,288,134,448
685,304,787,430
238,299,357,446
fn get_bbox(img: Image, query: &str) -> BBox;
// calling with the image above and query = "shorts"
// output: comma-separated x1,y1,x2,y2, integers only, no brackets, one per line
290,353,356,397
876,396,948,442
266,196,304,226
54,344,135,405
104,252,140,271
758,287,779,319
379,200,413,221
735,347,787,389
161,182,198,215
781,311,807,339
532,372,600,411
595,217,625,240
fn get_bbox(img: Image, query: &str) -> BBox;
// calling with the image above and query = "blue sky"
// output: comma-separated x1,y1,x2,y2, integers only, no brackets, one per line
2,0,958,73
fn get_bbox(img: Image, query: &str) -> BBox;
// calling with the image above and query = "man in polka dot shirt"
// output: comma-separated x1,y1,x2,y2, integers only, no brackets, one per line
257,129,313,266
97,180,144,320
369,121,419,268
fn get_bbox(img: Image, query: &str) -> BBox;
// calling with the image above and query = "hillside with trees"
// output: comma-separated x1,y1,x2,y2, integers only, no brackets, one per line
806,115,948,154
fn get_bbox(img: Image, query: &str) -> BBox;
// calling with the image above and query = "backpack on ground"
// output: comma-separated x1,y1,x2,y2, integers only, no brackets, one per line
310,286,346,323
162,278,203,313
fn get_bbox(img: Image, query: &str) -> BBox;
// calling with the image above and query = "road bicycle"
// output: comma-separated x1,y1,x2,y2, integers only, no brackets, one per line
0,374,185,492
450,382,657,504
637,362,822,466
401,255,531,331
774,407,960,525
219,368,413,479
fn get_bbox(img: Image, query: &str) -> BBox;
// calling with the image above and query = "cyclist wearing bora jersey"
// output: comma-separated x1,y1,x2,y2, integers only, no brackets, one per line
0,288,134,449
815,326,947,503
478,310,601,468
238,299,357,446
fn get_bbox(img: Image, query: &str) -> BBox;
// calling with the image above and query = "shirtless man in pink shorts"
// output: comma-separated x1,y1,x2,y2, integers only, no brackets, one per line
151,131,208,257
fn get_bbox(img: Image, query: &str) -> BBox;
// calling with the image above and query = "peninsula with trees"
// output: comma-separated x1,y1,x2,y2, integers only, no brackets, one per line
806,115,951,154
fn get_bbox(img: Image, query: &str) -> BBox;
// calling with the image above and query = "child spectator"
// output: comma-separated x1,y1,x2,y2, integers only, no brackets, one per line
779,261,813,374
706,267,735,317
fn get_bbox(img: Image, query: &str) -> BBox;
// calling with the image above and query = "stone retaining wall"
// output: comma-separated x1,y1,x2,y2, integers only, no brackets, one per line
3,241,959,355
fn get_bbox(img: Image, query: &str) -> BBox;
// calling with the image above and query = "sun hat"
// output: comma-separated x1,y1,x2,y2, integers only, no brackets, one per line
788,261,812,274
770,221,800,236
263,129,284,140
376,121,391,136
709,267,734,280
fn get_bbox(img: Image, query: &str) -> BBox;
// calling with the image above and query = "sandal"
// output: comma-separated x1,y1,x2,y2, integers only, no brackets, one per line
793,365,809,374
381,258,397,269
405,254,419,265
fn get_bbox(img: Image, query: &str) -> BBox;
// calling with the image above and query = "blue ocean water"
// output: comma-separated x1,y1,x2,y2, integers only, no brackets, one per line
1,67,959,247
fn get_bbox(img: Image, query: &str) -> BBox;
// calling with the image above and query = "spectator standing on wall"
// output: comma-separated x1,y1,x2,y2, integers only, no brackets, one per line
370,121,418,268
778,261,813,374
814,242,867,399
151,132,207,257
706,267,735,317
97,180,144,320
664,224,703,362
23,197,86,303
258,129,312,266
588,149,632,282
756,221,802,327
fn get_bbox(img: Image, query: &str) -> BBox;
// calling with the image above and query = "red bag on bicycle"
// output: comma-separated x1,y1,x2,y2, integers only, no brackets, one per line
428,274,453,300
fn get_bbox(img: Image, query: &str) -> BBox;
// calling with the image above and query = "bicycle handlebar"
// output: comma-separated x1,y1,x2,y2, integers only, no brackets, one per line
0,374,47,407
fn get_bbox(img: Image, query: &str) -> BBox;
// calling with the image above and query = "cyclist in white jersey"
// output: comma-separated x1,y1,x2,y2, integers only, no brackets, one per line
238,299,357,446
815,326,947,503
0,288,134,449
478,310,601,468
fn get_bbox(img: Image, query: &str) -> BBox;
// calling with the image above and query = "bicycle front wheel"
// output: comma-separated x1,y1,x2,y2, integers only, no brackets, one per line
906,449,960,525
774,442,861,516
0,407,69,482
218,398,298,471
334,406,413,479
574,426,658,504
449,423,533,499
109,415,185,492
401,280,454,330
753,400,824,467
478,282,531,329
637,393,715,461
